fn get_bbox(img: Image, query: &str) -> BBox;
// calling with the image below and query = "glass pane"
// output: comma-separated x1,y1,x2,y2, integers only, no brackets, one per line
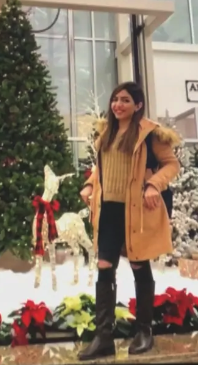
94,12,116,40
73,11,92,38
36,37,70,131
95,42,117,112
24,7,67,35
159,110,198,140
74,41,94,160
191,0,198,44
74,40,94,112
69,140,93,170
175,113,197,140
76,130,93,163
153,0,192,44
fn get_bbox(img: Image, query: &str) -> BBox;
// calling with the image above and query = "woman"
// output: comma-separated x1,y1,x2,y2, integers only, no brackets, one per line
78,82,180,360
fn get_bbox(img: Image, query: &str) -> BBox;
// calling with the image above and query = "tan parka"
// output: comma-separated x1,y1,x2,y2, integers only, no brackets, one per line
85,118,180,261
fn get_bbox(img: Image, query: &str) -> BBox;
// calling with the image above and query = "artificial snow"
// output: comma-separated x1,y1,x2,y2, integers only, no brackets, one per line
0,256,198,322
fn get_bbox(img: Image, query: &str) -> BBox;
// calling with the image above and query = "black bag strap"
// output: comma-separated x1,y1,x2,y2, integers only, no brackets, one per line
145,132,173,218
145,132,158,171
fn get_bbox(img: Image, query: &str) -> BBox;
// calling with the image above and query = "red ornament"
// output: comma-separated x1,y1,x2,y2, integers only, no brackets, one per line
84,168,92,179
2,157,16,167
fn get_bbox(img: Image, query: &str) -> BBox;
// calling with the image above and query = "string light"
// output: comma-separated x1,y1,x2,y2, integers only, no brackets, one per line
33,165,95,290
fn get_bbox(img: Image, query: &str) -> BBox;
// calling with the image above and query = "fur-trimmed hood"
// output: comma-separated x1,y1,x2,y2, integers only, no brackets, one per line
152,124,181,147
95,117,181,150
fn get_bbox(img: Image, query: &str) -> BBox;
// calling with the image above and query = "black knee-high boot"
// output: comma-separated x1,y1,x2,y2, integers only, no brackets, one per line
78,281,116,360
129,281,155,355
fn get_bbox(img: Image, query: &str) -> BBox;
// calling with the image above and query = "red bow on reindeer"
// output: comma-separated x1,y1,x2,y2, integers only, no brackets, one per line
32,196,60,256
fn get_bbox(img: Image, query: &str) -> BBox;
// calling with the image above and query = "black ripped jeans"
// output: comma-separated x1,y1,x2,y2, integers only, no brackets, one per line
78,201,155,361
97,201,153,283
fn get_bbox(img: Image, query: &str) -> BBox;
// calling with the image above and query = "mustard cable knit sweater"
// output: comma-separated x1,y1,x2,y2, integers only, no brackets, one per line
101,134,131,203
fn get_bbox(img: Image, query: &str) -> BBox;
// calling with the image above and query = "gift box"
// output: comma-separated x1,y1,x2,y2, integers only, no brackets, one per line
179,255,198,279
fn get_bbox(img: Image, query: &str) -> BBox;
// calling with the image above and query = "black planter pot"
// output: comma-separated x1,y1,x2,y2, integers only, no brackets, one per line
0,336,12,346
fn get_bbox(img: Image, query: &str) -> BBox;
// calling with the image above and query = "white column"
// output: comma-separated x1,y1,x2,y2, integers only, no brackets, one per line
115,14,134,83
115,14,157,120
143,32,157,120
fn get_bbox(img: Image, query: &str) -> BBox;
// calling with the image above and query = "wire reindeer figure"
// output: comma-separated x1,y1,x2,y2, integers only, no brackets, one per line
32,165,96,291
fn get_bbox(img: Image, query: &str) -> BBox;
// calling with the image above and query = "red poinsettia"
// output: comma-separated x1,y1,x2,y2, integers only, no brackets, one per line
129,287,198,326
11,320,28,347
0,313,2,326
2,157,16,167
21,300,52,327
84,168,92,179
11,300,52,347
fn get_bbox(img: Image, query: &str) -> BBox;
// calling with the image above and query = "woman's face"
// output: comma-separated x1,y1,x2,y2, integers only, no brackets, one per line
111,89,142,121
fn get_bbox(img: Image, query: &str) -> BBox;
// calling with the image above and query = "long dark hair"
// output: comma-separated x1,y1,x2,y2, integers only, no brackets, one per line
102,82,145,155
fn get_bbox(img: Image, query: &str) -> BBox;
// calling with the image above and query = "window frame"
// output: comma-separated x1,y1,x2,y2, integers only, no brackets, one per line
153,0,197,45
27,6,117,170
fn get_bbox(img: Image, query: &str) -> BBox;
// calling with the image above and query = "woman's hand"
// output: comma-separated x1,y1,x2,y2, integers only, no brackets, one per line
144,184,160,210
80,185,93,205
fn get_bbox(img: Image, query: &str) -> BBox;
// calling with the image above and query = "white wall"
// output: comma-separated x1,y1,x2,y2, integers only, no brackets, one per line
153,43,198,118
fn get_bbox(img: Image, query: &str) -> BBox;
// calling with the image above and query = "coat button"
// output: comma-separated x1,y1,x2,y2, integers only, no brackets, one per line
133,230,136,233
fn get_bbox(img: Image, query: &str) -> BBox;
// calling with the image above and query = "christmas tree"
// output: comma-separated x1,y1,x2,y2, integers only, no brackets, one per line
0,0,85,260
160,111,198,264
170,148,198,262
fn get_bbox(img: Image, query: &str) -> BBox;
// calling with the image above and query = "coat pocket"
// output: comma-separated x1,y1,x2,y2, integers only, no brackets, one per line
142,196,167,232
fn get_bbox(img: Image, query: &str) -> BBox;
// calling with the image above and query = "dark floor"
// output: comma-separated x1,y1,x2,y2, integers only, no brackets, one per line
0,334,198,364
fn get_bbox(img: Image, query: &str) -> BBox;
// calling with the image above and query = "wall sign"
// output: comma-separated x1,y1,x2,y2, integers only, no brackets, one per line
186,80,198,103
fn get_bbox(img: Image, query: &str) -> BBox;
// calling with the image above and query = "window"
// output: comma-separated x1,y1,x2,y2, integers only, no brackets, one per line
95,42,117,112
25,7,70,132
174,108,198,142
94,12,115,40
36,37,70,117
24,7,117,166
158,109,198,143
74,40,94,112
72,11,117,162
191,0,198,44
26,7,67,35
153,0,192,44
73,11,92,38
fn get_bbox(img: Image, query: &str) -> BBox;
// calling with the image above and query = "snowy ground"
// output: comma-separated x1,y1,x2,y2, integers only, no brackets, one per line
0,256,198,322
